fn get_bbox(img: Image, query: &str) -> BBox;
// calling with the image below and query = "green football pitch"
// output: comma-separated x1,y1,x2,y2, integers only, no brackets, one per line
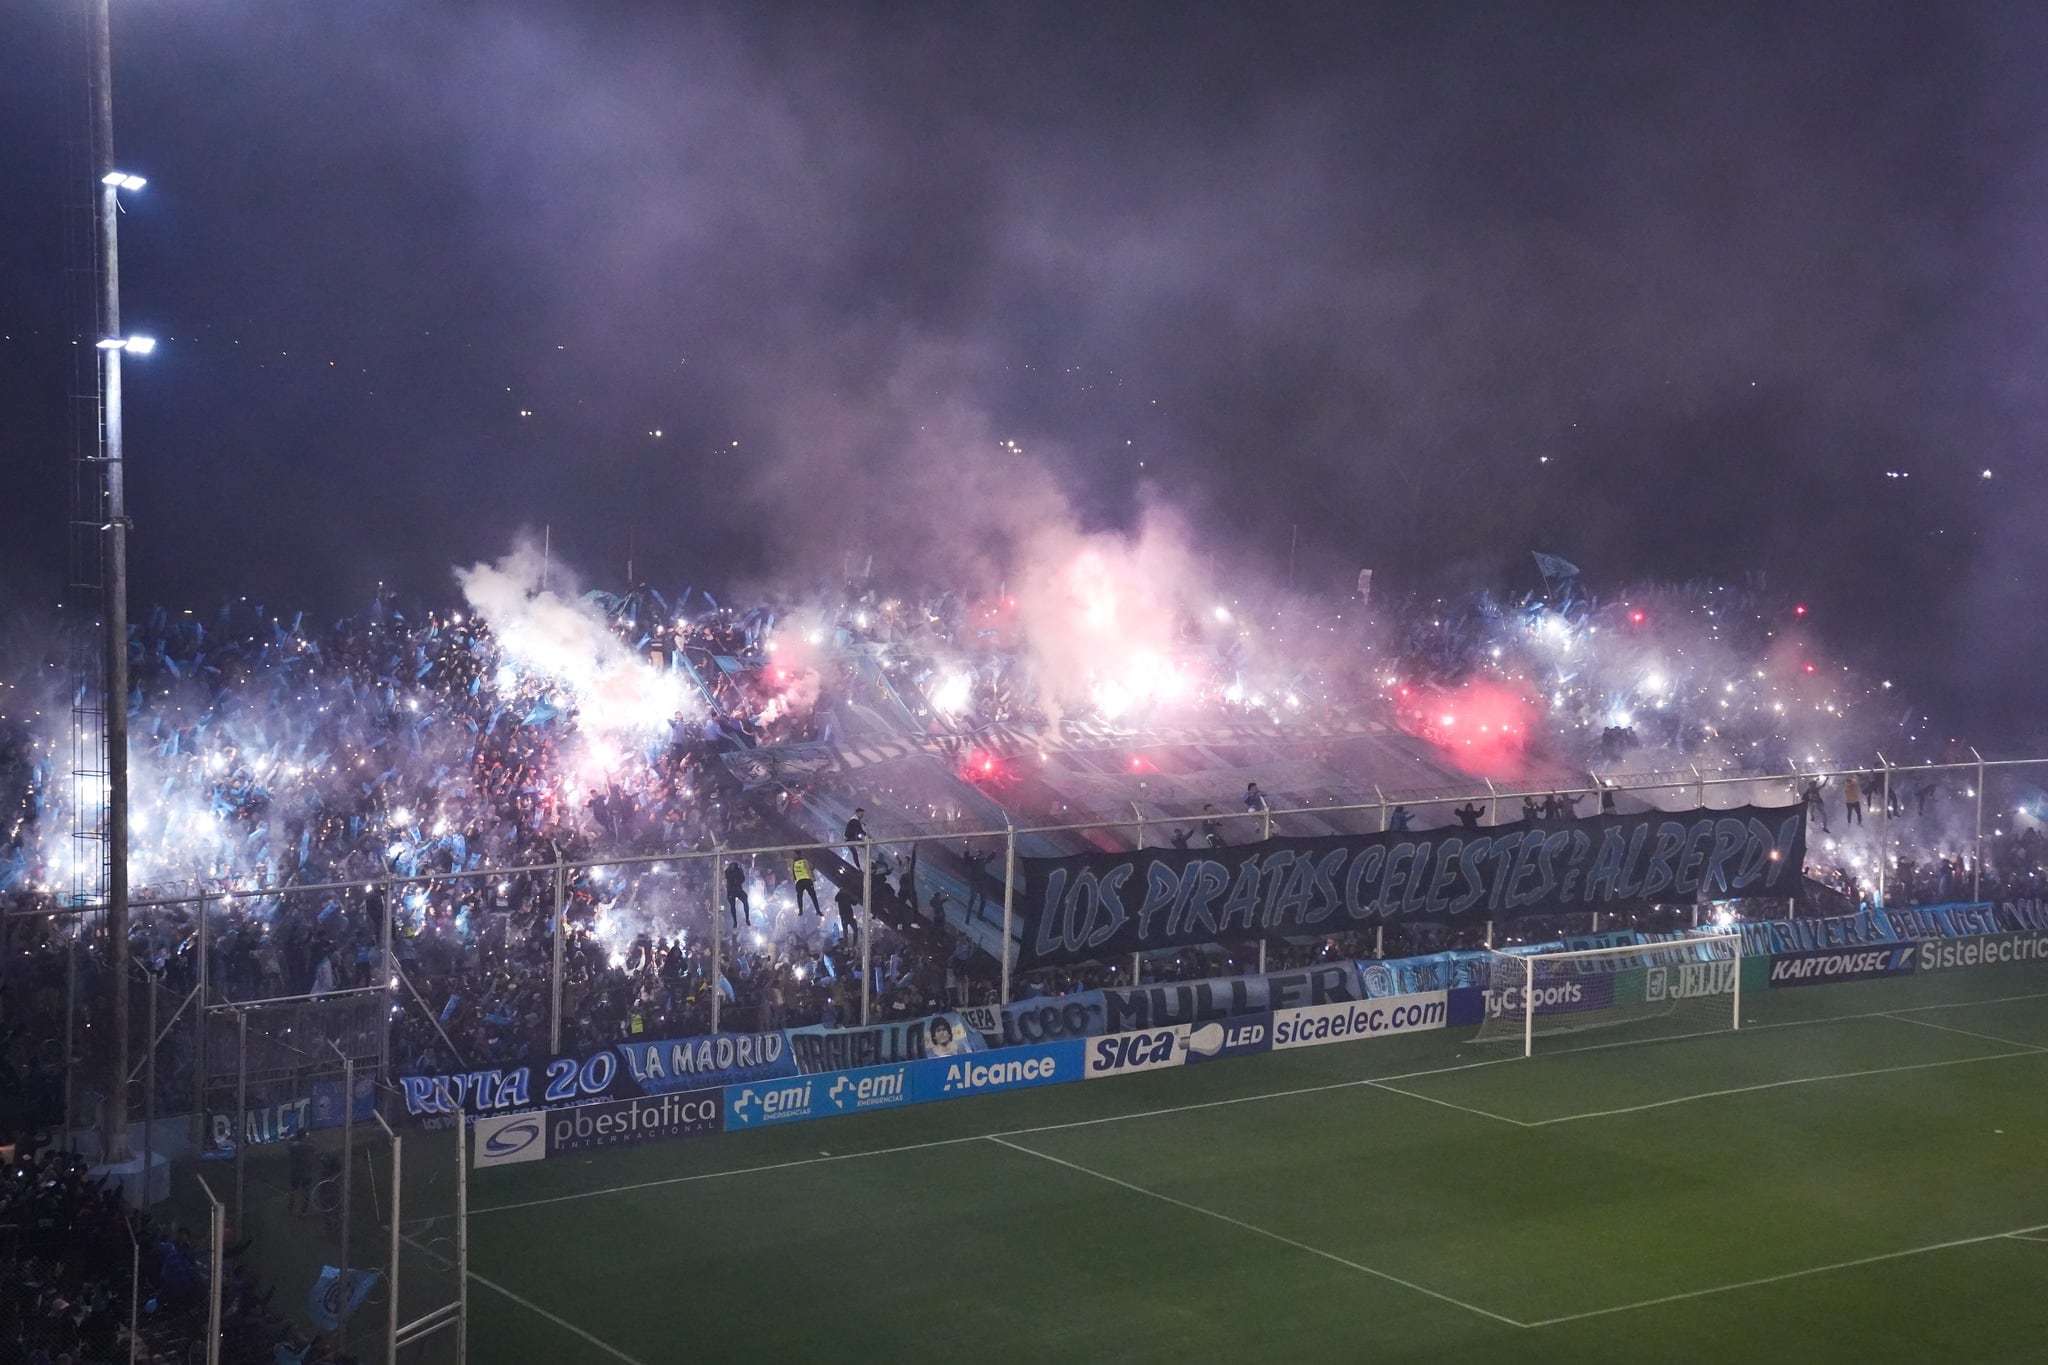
247,961,2048,1363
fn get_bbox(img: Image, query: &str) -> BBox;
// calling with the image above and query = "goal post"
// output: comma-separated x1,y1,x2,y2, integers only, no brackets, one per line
1476,933,1743,1057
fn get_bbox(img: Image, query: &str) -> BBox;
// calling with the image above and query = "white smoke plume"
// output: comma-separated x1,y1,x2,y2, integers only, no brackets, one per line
455,535,699,744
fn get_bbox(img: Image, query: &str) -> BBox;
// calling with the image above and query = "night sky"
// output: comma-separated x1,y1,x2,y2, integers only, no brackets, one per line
3,1,2044,734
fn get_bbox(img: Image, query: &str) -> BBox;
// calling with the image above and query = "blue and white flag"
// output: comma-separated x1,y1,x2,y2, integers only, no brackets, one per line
307,1267,378,1332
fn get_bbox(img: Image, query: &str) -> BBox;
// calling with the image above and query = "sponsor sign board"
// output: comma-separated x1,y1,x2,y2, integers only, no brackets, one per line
1084,1027,1190,1079
472,1111,547,1168
548,1088,724,1153
725,1062,921,1130
1645,960,1737,1003
724,1075,829,1129
1483,974,1617,1019
1186,1015,1272,1063
1270,991,1449,1050
1914,931,2048,974
1765,945,1916,988
913,1041,1082,1103
821,1065,916,1115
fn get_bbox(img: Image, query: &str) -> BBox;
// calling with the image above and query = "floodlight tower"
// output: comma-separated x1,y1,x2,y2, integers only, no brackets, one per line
88,0,149,1163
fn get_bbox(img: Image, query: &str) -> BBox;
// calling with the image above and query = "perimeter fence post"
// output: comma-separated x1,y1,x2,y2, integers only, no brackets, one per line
1000,819,1015,1006
1257,941,1267,974
384,1115,402,1364
143,963,156,1205
457,1099,470,1365
1876,755,1892,908
1972,748,1986,902
380,876,396,1088
1130,952,1141,984
1485,779,1498,826
1692,764,1705,808
1374,924,1383,958
335,1046,355,1357
63,935,76,1151
549,860,567,1053
199,1175,224,1365
127,1216,140,1364
861,839,874,1025
1132,802,1145,849
1375,786,1387,832
233,1009,248,1233
194,892,209,1142
709,849,723,1034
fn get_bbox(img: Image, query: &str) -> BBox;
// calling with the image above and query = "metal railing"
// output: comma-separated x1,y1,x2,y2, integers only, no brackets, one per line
8,752,2044,1145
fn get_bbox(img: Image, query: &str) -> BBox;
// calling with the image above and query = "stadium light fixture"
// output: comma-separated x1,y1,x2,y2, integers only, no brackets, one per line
98,335,156,354
101,171,147,190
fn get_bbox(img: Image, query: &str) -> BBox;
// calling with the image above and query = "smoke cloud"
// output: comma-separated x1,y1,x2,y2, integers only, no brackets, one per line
455,536,698,745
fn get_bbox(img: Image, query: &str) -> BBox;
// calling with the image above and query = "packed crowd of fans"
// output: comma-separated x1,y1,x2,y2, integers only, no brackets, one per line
0,1146,353,1365
2,574,2044,1100
0,571,2044,1359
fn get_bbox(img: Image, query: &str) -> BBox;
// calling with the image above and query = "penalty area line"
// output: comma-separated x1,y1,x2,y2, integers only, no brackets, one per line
985,1135,1526,1328
1365,1079,1530,1126
1525,1221,2048,1328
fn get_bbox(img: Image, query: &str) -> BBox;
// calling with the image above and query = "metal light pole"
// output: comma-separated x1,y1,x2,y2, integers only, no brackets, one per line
88,0,153,1164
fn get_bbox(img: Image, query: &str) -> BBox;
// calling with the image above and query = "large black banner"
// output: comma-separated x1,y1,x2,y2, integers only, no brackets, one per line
1017,805,1806,968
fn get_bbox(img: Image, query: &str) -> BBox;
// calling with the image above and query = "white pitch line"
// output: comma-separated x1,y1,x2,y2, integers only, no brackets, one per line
996,1055,1522,1139
471,987,2048,1217
1366,1079,1530,1126
985,1135,1525,1328
1881,1011,2047,1053
1883,987,2048,1016
470,1133,993,1214
1525,1048,2047,1127
469,1270,653,1364
1524,1221,2048,1328
471,1056,1522,1216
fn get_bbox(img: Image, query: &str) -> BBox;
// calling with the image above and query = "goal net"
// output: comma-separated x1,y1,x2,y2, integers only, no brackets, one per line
1474,934,1742,1057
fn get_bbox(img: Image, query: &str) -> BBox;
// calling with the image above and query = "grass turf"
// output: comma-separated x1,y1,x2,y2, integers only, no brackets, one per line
247,961,2048,1363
